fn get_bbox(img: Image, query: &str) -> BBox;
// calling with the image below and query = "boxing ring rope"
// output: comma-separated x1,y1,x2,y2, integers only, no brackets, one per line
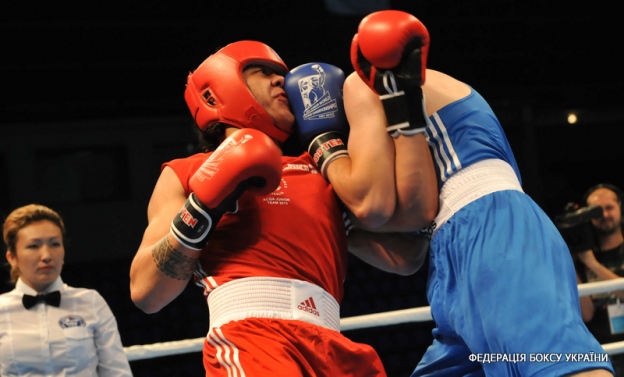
123,278,624,361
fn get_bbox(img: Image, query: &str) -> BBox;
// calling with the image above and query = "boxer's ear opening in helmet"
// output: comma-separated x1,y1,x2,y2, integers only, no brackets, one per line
202,90,216,106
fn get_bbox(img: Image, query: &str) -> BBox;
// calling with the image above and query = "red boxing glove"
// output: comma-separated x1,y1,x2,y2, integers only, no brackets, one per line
351,10,430,137
189,128,282,205
171,128,282,249
352,10,429,91
358,10,429,80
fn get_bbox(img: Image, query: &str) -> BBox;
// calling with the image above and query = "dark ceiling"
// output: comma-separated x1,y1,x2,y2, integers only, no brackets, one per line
2,0,623,125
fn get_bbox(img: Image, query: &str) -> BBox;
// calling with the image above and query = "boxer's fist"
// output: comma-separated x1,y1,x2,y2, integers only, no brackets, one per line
351,10,429,93
285,62,349,178
171,128,282,249
189,128,282,205
351,11,430,137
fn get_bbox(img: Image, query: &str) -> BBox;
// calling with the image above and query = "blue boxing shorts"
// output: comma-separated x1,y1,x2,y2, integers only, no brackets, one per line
413,189,614,376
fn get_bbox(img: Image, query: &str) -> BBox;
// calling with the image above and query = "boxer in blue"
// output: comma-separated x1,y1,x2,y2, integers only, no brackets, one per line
340,10,614,377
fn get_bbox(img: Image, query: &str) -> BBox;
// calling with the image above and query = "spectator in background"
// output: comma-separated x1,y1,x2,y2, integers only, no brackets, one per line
576,183,624,376
0,204,133,377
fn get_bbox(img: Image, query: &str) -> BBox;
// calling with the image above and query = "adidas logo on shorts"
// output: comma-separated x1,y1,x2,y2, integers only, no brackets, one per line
298,297,320,317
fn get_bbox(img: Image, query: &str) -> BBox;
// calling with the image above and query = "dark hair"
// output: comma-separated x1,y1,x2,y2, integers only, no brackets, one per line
3,204,66,283
195,122,227,152
582,183,623,206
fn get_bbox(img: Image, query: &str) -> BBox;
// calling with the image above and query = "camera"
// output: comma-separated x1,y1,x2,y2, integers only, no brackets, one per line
555,203,603,253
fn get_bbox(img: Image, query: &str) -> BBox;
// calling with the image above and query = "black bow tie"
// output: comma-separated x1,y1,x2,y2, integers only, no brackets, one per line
22,291,61,309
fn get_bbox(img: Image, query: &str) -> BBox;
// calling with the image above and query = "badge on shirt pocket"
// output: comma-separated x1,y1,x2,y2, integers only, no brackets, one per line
607,300,624,334
60,315,95,371
59,315,86,329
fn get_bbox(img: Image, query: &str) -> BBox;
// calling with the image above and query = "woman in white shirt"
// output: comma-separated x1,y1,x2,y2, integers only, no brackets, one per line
0,204,133,377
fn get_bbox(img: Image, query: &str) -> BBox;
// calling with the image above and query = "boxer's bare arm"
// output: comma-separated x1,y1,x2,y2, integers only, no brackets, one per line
130,167,199,313
348,228,429,275
344,72,438,232
421,69,472,116
388,69,472,230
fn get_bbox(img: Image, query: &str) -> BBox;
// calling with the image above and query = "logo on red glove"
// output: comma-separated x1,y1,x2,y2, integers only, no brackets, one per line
194,133,254,182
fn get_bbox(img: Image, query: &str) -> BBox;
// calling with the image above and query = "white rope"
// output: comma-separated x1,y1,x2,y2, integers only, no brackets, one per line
578,278,624,297
340,306,432,331
125,338,205,362
124,279,624,361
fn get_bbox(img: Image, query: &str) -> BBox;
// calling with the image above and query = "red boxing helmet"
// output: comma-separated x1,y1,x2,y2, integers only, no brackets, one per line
184,40,291,143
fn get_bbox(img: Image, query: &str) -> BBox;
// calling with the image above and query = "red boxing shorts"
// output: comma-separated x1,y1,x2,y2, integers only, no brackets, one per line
202,277,387,376
204,318,386,376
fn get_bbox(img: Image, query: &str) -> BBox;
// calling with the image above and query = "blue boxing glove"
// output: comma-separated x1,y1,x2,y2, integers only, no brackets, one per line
285,62,349,179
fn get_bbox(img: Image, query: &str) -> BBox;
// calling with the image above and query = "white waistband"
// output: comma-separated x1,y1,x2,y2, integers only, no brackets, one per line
433,159,523,233
207,277,341,332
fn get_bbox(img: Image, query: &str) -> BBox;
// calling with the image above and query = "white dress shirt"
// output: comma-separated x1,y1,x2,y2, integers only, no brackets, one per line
0,277,133,376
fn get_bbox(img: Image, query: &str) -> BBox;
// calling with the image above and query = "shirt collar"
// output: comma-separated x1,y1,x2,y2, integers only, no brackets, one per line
15,276,64,295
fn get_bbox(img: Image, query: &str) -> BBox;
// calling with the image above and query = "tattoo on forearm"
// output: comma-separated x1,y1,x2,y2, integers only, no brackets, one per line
151,237,198,280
